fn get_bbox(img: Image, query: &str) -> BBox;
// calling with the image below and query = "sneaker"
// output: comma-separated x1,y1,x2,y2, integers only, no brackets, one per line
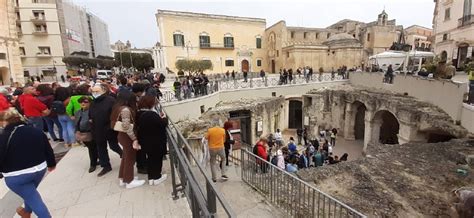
212,179,217,183
126,179,145,189
119,179,125,187
149,180,154,186
58,139,64,142
153,174,167,185
97,167,112,177
221,175,229,181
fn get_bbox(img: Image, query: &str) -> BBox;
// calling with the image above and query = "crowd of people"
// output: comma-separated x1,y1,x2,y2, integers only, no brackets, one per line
253,128,349,173
0,72,170,217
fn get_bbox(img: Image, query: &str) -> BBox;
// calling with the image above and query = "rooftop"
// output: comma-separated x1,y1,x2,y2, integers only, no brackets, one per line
156,9,266,24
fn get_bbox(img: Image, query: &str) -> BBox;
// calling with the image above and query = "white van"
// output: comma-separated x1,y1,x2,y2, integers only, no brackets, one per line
97,70,113,79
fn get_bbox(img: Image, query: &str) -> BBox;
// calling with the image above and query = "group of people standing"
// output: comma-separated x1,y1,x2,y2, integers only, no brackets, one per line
0,73,170,217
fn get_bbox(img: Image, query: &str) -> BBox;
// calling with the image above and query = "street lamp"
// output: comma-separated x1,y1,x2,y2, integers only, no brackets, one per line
53,60,58,82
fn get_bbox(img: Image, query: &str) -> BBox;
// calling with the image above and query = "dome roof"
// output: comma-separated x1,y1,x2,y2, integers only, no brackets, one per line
326,33,356,42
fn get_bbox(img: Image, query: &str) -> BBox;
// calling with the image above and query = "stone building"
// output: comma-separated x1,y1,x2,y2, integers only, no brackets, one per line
0,0,23,85
433,0,474,68
156,10,267,74
404,25,433,52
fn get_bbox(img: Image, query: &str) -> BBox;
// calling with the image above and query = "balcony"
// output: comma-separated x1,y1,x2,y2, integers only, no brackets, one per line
199,43,234,50
32,30,48,36
458,15,474,27
30,16,47,24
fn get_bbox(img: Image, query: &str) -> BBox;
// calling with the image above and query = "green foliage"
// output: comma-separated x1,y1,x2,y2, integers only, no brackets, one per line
422,56,440,73
175,59,213,75
114,52,154,71
63,56,117,70
465,61,474,74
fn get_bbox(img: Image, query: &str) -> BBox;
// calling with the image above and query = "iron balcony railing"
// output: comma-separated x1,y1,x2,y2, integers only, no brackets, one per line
240,148,366,218
199,43,234,49
160,73,346,103
458,15,474,27
166,115,236,217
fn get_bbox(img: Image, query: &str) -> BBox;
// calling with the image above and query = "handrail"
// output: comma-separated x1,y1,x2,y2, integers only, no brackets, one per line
166,114,236,217
240,147,366,217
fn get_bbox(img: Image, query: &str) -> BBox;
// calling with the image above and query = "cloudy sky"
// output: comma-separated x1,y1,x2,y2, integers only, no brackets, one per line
69,0,435,48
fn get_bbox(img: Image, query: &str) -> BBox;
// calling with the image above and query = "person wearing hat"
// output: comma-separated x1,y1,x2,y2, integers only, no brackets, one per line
0,108,56,218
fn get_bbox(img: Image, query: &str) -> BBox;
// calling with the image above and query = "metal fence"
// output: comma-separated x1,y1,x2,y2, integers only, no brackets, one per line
160,74,346,103
240,148,366,218
166,118,236,217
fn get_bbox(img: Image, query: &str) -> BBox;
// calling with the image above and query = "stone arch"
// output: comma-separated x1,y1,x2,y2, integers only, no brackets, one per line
372,110,400,144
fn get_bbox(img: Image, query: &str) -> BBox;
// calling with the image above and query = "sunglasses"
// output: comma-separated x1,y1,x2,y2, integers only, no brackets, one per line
80,101,90,104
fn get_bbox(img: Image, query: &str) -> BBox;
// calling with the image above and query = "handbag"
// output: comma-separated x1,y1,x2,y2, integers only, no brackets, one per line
75,131,92,142
113,108,134,132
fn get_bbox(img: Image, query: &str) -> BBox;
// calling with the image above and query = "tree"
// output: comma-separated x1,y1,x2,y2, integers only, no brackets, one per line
114,52,154,71
175,59,213,75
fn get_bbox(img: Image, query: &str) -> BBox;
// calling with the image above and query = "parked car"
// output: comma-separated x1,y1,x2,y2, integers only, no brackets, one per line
97,70,113,79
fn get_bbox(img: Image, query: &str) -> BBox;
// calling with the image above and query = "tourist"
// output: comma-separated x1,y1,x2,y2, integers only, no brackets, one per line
136,95,168,186
18,86,50,130
286,155,298,173
274,129,283,148
223,121,234,166
260,70,265,81
288,137,297,154
0,108,56,218
231,70,236,80
275,149,285,170
288,69,293,83
303,127,308,145
296,128,303,145
254,137,268,173
206,117,228,182
55,86,76,147
298,150,309,169
131,83,149,174
468,65,474,104
340,153,348,161
90,84,117,177
330,128,337,146
313,150,324,167
74,96,97,173
267,133,275,152
67,85,91,146
385,64,394,84
173,77,182,101
110,91,145,189
36,84,64,142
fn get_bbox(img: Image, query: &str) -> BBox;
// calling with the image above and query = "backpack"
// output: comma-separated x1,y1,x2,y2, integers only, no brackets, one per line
271,156,278,166
51,100,66,114
253,144,259,156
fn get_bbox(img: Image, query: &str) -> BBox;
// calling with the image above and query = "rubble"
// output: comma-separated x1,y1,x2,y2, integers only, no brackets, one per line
297,139,474,217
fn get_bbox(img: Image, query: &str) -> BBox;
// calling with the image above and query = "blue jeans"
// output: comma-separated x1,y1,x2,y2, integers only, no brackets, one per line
43,116,63,140
28,116,44,131
58,115,75,144
5,169,51,218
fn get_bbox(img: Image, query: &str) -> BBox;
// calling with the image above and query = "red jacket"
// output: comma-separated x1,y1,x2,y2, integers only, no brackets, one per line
19,94,47,117
256,141,268,161
0,94,10,111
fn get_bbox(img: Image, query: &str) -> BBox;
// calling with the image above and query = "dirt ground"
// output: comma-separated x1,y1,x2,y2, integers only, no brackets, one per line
297,139,474,217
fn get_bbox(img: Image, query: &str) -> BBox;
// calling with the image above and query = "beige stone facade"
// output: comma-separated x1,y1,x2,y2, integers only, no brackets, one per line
405,25,433,51
0,0,23,85
433,0,474,68
16,0,66,78
156,10,267,74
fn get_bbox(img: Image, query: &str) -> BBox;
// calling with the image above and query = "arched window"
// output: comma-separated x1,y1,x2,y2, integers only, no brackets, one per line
224,33,234,48
173,31,184,47
199,32,210,48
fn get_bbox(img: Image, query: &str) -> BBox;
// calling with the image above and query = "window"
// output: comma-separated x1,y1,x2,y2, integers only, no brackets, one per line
256,37,262,49
224,35,234,48
286,52,290,58
33,10,45,20
327,33,331,38
367,33,371,42
34,24,47,32
19,47,25,55
257,59,262,67
442,33,448,41
173,33,184,46
464,0,472,17
304,32,307,39
315,33,319,39
0,53,6,60
291,31,295,39
276,50,279,57
225,59,234,66
199,35,210,48
445,8,451,20
38,46,51,55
